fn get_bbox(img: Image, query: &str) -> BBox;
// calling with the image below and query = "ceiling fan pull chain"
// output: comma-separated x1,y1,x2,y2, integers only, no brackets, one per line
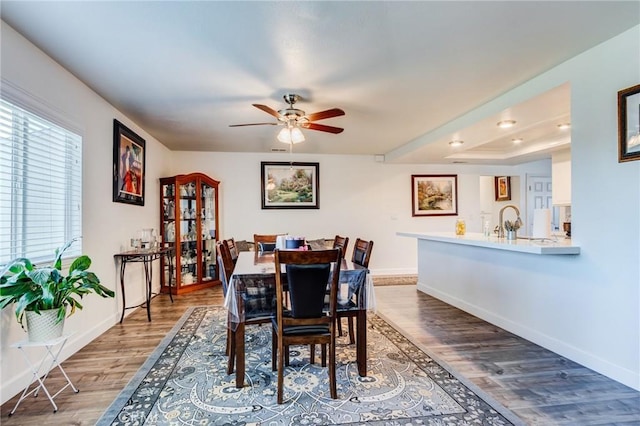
289,140,293,162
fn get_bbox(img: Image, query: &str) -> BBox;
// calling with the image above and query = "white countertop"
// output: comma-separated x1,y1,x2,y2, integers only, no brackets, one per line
397,231,580,255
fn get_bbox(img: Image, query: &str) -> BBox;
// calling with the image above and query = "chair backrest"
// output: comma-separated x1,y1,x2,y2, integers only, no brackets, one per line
254,233,281,252
351,238,373,268
274,249,342,321
226,237,239,261
332,235,349,258
216,240,234,295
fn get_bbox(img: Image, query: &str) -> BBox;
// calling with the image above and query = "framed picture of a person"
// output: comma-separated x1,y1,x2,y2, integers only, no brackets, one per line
113,119,146,206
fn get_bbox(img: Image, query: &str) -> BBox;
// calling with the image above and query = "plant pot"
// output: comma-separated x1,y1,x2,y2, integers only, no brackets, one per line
25,309,65,342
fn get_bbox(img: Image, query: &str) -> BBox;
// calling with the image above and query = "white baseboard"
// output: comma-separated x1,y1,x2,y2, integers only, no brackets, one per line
416,281,640,391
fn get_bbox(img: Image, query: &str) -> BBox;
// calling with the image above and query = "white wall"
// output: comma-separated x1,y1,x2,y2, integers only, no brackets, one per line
0,22,174,404
169,152,548,274
414,26,640,390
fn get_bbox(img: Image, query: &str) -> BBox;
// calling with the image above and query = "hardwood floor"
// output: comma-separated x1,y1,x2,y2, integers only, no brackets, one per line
375,286,640,426
1,284,638,425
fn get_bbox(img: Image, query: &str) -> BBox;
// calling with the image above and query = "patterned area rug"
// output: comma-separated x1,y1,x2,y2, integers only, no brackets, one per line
98,306,523,425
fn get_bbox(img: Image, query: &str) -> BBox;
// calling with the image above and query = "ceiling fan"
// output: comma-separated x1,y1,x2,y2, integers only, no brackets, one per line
229,94,345,142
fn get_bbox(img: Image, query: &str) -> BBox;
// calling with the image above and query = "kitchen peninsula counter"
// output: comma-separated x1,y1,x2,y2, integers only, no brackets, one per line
398,230,588,386
397,231,579,255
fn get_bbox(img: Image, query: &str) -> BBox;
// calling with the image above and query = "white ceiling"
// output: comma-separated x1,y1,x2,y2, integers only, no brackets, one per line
1,1,638,164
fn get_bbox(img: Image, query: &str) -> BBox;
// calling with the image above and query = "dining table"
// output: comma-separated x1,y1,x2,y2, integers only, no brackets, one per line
224,250,375,388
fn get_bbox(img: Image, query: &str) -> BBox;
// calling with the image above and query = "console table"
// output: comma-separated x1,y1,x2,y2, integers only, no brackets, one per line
114,246,174,322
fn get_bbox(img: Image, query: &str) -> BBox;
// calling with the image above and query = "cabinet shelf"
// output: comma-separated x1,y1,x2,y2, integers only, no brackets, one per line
160,173,221,295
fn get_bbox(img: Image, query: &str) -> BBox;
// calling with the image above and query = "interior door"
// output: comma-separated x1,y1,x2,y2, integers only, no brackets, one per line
526,175,559,235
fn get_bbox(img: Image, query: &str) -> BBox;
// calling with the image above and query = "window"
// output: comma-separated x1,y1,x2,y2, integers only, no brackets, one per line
0,98,82,265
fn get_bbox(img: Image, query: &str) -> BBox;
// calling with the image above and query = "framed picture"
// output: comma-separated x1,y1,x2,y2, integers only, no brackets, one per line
113,119,146,206
494,176,511,201
618,84,640,163
261,161,319,209
411,174,458,216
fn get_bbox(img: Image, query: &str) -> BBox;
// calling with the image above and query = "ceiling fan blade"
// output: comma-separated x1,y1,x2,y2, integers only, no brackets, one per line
229,122,278,127
305,108,345,122
252,104,281,119
301,122,344,134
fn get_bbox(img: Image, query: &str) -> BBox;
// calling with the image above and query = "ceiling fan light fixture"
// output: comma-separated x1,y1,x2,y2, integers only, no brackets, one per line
277,126,305,144
290,127,305,143
449,140,464,147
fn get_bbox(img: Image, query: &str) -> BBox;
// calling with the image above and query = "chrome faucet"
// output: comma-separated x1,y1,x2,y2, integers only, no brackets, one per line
498,205,521,238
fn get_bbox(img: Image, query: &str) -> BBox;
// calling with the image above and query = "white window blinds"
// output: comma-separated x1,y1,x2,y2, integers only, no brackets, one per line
0,98,82,265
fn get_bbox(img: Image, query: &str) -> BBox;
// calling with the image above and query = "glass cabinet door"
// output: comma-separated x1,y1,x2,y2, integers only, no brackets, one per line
179,179,198,286
161,181,177,289
201,181,217,282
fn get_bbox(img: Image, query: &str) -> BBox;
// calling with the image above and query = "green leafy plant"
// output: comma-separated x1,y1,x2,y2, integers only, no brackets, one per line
0,239,115,328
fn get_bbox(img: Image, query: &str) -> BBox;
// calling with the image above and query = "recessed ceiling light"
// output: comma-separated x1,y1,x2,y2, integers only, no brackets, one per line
512,138,523,144
557,123,571,130
497,120,516,129
449,140,464,147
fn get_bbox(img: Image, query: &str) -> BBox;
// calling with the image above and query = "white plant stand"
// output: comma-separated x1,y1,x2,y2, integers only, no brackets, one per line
9,334,78,415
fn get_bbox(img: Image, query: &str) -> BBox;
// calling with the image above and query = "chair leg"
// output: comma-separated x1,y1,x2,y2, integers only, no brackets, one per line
310,344,316,364
337,317,344,336
321,344,327,367
329,339,337,399
271,328,277,371
348,317,355,344
277,339,285,404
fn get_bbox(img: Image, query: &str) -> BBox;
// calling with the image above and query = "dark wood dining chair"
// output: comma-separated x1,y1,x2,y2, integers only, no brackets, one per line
226,238,239,264
340,238,373,344
331,235,349,337
332,235,349,258
253,234,280,252
217,240,234,292
219,239,274,381
271,248,342,403
216,241,234,358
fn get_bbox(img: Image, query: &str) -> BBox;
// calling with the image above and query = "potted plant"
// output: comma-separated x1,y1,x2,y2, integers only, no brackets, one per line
0,239,115,342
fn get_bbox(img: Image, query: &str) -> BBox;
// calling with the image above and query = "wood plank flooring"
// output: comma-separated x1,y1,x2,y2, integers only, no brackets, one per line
1,284,638,425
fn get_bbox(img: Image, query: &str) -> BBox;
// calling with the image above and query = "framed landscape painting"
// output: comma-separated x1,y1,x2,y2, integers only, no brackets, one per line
113,119,146,206
411,174,458,216
261,161,319,209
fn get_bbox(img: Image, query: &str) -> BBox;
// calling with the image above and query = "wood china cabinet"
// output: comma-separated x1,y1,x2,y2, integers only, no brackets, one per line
160,173,220,294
